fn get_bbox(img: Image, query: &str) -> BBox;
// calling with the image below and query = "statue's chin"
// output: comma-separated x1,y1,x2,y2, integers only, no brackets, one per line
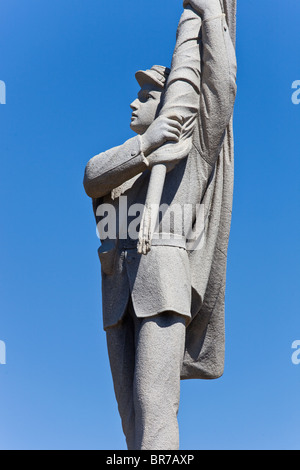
130,122,143,135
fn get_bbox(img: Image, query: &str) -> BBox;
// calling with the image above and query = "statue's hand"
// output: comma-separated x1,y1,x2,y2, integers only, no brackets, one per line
140,114,183,156
183,0,222,20
146,136,193,172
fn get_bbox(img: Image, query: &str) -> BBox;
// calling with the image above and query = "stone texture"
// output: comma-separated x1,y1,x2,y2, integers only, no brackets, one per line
84,0,237,450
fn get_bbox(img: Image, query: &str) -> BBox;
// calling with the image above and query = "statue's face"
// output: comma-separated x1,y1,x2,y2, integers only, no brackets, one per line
130,83,163,135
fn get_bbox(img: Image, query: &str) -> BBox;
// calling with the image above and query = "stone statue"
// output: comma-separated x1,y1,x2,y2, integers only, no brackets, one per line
84,0,237,450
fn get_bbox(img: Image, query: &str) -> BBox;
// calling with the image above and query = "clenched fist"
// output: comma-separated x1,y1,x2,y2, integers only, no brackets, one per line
183,0,222,20
140,114,183,156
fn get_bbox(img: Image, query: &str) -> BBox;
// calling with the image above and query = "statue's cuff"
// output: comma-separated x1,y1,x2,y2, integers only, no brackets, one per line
137,135,150,167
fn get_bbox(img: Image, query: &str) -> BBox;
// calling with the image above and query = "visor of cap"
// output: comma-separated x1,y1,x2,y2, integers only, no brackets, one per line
135,69,167,89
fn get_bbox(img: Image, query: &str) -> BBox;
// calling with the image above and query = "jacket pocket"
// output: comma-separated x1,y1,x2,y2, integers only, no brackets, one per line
98,240,117,276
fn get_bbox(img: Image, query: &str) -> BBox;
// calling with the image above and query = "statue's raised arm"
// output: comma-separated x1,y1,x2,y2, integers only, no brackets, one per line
137,0,237,253
146,0,236,168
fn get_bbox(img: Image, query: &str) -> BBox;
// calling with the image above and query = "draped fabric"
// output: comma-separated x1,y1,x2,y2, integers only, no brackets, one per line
181,0,237,379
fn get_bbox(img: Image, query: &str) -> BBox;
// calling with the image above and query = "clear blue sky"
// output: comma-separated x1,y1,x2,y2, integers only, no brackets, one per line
1,0,300,450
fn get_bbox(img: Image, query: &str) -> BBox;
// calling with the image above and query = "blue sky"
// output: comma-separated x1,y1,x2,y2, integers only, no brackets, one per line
0,0,300,450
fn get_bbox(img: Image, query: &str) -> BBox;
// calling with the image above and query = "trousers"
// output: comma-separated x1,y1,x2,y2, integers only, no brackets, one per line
106,298,186,450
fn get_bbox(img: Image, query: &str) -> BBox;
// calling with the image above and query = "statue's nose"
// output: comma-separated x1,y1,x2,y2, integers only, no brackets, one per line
130,99,139,111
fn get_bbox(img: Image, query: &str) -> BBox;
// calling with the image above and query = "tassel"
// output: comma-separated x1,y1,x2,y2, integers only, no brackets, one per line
137,164,167,255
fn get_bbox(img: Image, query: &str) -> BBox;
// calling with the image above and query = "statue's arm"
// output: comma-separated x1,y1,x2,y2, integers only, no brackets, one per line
197,5,237,166
157,6,201,142
83,136,148,199
146,1,237,168
143,6,201,170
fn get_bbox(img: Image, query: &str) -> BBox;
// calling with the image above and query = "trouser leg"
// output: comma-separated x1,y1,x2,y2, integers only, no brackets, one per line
106,312,136,450
133,312,186,450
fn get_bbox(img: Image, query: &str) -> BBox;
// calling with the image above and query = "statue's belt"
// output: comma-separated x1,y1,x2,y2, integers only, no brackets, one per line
99,235,187,276
121,234,187,251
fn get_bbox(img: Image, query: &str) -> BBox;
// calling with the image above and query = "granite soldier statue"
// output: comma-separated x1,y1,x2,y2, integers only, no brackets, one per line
84,0,237,450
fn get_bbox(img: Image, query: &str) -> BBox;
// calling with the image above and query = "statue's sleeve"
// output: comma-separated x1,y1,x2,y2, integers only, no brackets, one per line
83,136,149,199
148,5,237,166
160,6,201,143
197,13,237,166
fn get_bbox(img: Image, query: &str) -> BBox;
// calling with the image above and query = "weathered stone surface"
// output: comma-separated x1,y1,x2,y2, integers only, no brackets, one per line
84,0,237,450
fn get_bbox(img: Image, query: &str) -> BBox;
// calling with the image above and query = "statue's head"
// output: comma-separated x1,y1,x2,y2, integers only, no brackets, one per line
130,65,170,135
